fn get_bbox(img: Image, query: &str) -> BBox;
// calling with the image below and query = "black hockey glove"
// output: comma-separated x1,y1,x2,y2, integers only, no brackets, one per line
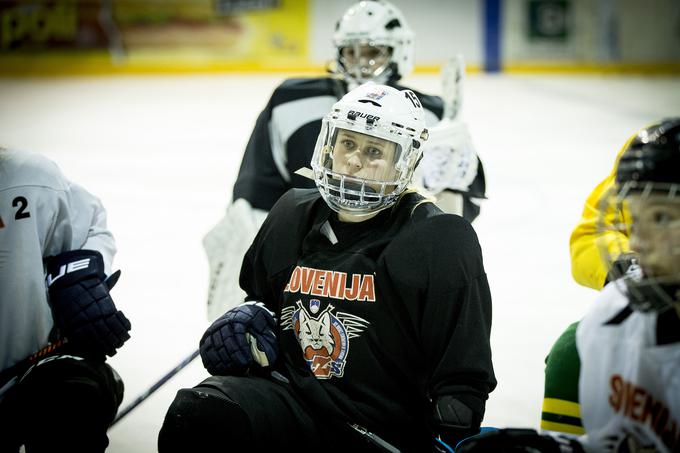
454,428,584,453
45,250,131,361
200,301,278,376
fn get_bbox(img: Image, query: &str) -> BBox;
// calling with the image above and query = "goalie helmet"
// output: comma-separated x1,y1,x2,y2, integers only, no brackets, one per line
607,118,680,312
311,82,428,216
333,0,414,86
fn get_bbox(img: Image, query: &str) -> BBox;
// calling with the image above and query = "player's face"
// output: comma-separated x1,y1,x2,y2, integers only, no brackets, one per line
628,195,680,279
340,44,392,79
331,129,397,185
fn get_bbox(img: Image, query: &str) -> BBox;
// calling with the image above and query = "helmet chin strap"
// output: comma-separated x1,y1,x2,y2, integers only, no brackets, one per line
337,209,380,223
626,277,680,314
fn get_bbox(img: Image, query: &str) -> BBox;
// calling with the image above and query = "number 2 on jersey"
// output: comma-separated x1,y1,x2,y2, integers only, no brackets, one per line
12,196,31,219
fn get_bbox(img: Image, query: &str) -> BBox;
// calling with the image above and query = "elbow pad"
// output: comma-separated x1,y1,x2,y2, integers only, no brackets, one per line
433,396,481,447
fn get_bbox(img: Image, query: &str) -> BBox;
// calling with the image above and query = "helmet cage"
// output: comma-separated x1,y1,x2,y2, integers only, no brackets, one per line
336,41,394,85
311,114,421,216
600,180,680,313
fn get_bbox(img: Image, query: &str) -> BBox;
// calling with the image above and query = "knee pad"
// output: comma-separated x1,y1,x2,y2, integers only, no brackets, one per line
22,357,121,412
158,386,254,453
108,365,125,408
13,357,121,451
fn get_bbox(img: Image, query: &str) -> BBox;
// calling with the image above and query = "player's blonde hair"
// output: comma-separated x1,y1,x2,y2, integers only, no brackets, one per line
396,185,436,216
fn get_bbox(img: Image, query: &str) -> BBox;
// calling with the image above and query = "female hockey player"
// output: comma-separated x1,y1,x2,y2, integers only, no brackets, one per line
541,120,675,435
203,0,486,321
573,117,680,451
458,118,680,453
159,83,496,452
0,149,131,452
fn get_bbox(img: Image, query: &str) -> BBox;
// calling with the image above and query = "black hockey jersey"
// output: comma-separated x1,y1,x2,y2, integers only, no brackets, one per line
232,76,485,222
240,188,496,451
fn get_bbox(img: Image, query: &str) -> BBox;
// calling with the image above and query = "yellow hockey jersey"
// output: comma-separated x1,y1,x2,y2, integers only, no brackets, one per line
569,139,633,290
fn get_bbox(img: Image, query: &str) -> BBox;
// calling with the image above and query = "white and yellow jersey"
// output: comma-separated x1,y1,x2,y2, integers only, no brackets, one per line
577,281,680,452
0,149,115,376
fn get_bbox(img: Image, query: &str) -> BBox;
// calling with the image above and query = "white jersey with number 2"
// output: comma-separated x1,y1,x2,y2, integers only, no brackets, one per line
0,149,115,376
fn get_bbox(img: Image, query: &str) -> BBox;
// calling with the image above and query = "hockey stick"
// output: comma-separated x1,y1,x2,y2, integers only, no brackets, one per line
0,338,68,391
109,348,200,427
348,423,401,453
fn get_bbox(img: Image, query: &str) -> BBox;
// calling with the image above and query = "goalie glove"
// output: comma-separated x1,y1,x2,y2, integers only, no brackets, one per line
200,301,278,376
45,249,131,360
416,119,481,197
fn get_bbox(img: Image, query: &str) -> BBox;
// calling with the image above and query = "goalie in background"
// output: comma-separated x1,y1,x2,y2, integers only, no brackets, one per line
203,0,486,321
0,148,131,452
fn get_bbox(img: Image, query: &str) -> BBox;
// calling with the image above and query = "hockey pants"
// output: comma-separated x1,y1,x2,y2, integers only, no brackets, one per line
0,355,123,453
158,374,385,452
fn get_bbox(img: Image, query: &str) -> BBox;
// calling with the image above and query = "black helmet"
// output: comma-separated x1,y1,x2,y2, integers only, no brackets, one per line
616,118,680,189
613,118,680,313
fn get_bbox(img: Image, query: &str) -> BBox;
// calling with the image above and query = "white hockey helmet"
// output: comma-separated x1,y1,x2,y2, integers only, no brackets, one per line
333,0,415,86
311,81,429,216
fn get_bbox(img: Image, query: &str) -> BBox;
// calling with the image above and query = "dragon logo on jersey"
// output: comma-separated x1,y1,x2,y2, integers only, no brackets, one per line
281,300,369,379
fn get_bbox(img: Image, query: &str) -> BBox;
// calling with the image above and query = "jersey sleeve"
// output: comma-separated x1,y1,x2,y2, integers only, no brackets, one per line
569,141,632,290
65,181,116,274
42,178,116,275
430,276,495,416
232,90,291,211
386,213,496,419
238,189,317,311
541,322,584,436
2,150,116,274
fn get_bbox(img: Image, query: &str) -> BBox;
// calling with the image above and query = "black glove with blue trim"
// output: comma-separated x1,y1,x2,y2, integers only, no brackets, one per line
45,249,131,360
200,301,278,376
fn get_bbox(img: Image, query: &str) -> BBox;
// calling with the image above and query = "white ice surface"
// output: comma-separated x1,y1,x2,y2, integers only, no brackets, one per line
1,72,679,452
